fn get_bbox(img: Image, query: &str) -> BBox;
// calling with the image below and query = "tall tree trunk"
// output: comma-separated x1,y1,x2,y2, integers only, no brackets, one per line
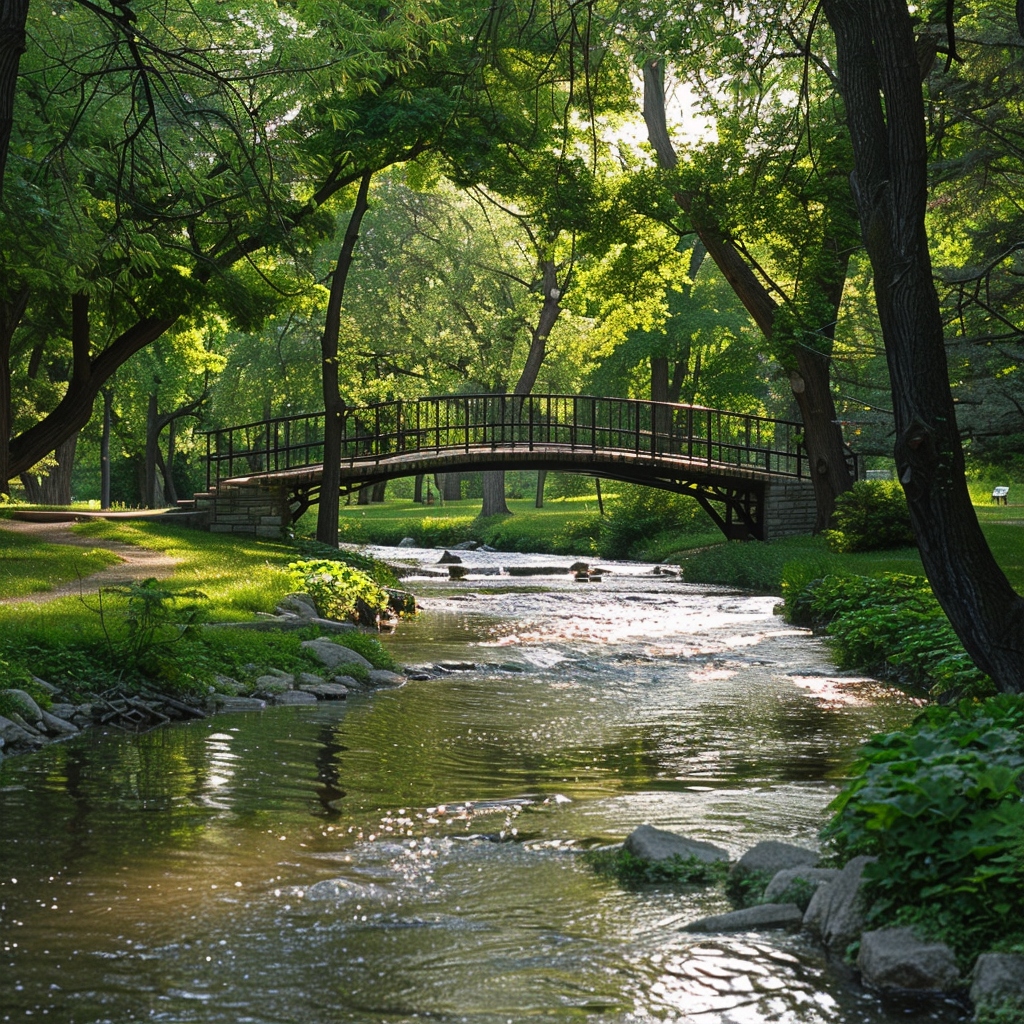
535,469,546,508
0,0,28,199
642,59,854,530
824,0,1024,693
163,419,178,506
437,472,460,502
480,260,564,517
370,479,387,502
20,432,77,504
100,388,112,510
145,391,160,508
317,171,372,546
0,288,29,495
414,474,424,503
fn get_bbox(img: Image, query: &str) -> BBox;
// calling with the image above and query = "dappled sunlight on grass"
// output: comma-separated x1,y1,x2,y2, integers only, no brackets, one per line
0,528,122,598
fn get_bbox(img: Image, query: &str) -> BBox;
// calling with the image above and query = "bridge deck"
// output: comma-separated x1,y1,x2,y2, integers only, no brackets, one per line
218,443,783,491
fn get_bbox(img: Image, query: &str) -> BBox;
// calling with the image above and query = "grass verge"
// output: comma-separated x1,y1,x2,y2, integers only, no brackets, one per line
0,528,122,597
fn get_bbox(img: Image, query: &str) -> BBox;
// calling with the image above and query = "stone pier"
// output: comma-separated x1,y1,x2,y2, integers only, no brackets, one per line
762,478,818,540
192,481,290,538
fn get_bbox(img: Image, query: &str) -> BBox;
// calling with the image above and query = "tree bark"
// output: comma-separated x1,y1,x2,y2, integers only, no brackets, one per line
317,171,372,546
642,59,854,529
145,391,159,508
371,479,387,502
0,0,28,199
437,472,459,502
100,388,112,510
481,260,564,517
824,0,1024,693
414,474,424,503
20,432,77,504
535,468,546,508
0,288,28,494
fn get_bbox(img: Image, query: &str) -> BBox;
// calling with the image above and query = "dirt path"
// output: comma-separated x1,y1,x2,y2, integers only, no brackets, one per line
0,519,179,605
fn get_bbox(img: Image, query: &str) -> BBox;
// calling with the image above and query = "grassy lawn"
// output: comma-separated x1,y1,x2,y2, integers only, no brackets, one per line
0,527,122,598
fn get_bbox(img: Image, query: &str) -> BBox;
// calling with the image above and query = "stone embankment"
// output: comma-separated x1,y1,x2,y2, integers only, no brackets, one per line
0,592,412,762
621,824,1024,1022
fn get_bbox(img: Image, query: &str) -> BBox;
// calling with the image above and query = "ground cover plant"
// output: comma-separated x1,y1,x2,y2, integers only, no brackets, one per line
822,696,1024,969
583,847,728,886
0,521,399,696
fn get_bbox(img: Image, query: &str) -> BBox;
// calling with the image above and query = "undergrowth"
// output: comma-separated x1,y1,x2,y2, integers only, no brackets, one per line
823,695,1024,969
584,847,728,886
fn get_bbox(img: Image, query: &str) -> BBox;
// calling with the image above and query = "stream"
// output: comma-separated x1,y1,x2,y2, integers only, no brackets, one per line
0,546,967,1023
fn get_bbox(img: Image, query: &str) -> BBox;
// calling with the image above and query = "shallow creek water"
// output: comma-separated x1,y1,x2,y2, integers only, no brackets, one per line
0,547,966,1023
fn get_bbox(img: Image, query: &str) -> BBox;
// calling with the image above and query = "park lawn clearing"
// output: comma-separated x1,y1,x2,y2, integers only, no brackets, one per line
0,527,122,598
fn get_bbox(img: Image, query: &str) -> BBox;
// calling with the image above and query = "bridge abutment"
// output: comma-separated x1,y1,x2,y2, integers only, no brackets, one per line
194,482,291,538
761,478,818,540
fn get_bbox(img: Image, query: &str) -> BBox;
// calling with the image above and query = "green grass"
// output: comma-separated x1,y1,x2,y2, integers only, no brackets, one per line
309,495,609,555
0,528,122,597
0,521,399,696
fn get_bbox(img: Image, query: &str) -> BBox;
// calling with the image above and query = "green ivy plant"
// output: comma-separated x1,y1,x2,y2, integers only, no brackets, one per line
822,696,1024,966
287,559,389,624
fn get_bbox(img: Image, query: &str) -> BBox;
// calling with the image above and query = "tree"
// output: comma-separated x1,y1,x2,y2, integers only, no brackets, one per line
639,47,859,530
822,0,1024,693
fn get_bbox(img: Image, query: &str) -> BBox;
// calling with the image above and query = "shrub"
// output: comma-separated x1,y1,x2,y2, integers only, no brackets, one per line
824,480,916,553
822,696,1024,966
680,541,794,592
287,559,389,624
784,572,994,698
598,485,709,559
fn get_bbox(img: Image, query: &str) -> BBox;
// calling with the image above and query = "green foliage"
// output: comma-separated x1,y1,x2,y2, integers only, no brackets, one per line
584,847,728,886
98,578,208,681
293,538,400,588
680,541,795,592
725,869,773,908
823,481,916,553
598,486,709,559
822,696,1024,966
975,998,1024,1024
785,572,994,698
287,559,389,623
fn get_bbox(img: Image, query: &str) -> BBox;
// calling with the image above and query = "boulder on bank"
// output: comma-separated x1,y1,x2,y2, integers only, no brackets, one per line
275,593,319,619
971,953,1024,1012
3,689,44,725
731,840,819,878
622,825,729,865
857,927,960,994
438,550,462,564
398,537,417,547
272,690,319,706
0,714,44,751
300,639,373,671
683,903,804,933
368,669,406,687
298,681,349,700
762,866,839,904
802,855,876,953
208,695,267,712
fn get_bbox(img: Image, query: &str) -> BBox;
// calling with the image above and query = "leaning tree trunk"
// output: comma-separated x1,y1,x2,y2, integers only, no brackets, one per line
825,0,1024,692
317,171,372,546
0,0,28,199
642,59,854,530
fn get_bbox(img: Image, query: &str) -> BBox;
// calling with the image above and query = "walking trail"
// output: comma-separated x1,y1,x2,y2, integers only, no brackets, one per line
0,518,179,605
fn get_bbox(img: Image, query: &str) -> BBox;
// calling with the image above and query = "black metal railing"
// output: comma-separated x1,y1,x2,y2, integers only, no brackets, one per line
201,394,817,490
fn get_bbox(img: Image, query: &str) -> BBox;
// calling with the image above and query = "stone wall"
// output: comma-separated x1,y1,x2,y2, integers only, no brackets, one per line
193,482,290,538
762,478,818,540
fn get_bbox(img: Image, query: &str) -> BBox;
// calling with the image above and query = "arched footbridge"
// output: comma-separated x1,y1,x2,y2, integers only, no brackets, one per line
194,394,857,541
